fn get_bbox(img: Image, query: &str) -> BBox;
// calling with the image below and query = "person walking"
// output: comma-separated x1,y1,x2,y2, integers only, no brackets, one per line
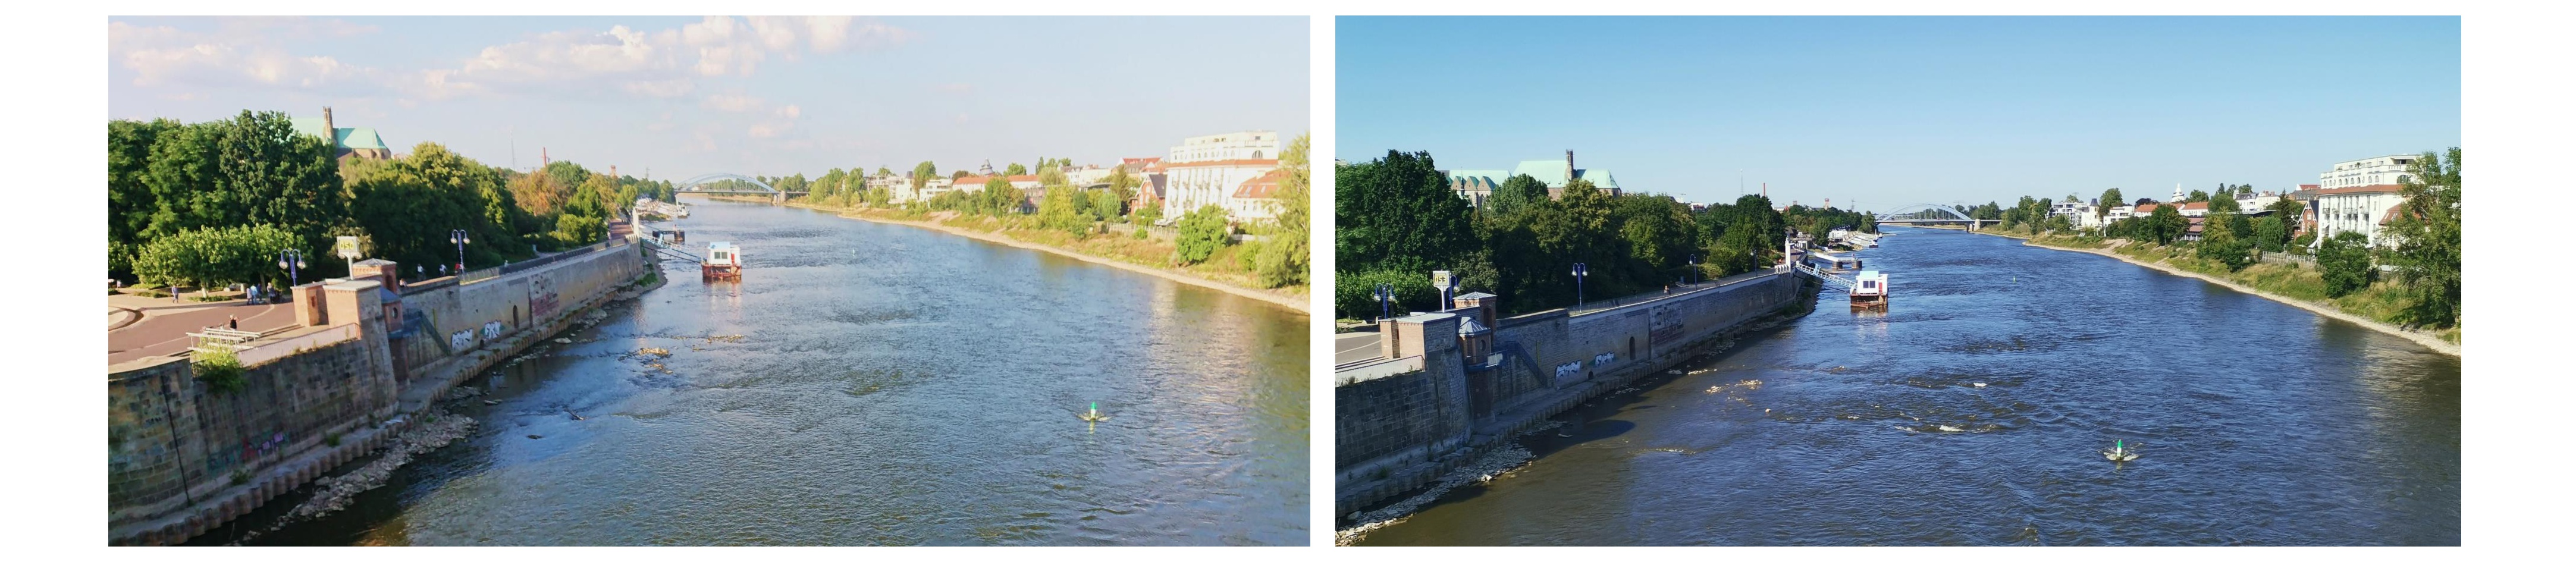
228,315,239,330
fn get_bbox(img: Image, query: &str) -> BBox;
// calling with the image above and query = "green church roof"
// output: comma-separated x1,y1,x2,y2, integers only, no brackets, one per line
290,117,390,152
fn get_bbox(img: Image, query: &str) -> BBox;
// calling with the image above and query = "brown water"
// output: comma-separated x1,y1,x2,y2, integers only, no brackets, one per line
1353,227,2458,546
199,199,1311,546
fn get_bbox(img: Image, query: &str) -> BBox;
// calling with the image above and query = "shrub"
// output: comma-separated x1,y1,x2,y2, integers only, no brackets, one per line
1173,205,1230,265
1334,268,1436,320
192,346,249,394
2317,231,2374,297
1129,227,1149,240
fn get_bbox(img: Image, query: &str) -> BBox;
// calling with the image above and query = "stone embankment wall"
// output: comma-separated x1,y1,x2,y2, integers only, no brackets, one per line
1334,268,1812,518
106,241,652,545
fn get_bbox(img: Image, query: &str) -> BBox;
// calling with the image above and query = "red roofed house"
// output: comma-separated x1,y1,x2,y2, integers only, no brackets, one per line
1227,168,1292,221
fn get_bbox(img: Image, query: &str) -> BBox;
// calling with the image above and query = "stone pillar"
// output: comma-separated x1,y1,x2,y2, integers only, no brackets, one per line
293,282,328,326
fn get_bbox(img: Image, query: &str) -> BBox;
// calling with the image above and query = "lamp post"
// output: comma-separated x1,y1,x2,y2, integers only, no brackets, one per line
1572,262,1589,307
1375,283,1394,323
277,249,306,291
1687,255,1699,285
450,229,471,274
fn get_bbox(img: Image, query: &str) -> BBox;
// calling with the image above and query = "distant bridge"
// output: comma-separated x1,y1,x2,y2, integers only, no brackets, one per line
1877,203,1997,228
674,173,808,197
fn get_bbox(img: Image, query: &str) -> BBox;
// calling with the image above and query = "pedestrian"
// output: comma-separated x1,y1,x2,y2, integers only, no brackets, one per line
228,315,239,330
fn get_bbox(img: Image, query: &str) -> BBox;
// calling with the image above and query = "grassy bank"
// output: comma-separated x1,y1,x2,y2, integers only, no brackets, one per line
779,201,1310,313
2020,233,2459,351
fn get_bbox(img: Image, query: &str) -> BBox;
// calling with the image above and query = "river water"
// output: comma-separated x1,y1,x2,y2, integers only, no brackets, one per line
1353,226,2459,546
207,199,1311,546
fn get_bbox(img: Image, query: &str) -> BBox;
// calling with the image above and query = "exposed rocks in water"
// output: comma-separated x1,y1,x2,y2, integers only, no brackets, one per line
637,347,672,357
554,338,573,344
526,434,544,439
1335,443,1535,545
225,412,476,545
441,386,485,402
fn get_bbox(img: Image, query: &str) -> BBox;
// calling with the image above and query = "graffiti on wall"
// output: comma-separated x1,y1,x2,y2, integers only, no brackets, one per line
1593,352,1616,367
1554,361,1583,386
1649,302,1684,347
528,275,561,321
449,328,477,350
483,320,504,340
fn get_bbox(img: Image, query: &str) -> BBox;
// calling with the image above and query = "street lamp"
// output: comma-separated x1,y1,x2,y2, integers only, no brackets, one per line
1572,262,1589,307
277,249,306,290
1375,283,1394,323
1687,255,1699,285
450,229,472,274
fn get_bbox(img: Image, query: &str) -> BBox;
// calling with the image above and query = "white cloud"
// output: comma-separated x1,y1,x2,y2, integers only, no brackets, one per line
701,93,765,112
110,20,384,93
112,16,911,103
774,105,801,118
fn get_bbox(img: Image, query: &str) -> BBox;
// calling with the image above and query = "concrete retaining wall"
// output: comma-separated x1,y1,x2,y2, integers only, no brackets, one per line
1333,268,1812,518
106,240,652,545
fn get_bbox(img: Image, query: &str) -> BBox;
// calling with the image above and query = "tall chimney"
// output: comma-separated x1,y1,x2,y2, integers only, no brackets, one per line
322,106,335,136
542,147,551,167
611,165,618,180
1564,150,1575,186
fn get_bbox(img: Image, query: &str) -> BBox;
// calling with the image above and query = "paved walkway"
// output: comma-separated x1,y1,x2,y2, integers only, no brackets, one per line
108,299,295,366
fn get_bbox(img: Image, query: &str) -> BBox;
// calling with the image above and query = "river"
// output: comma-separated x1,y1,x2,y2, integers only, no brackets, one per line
201,198,1311,546
1352,226,2459,546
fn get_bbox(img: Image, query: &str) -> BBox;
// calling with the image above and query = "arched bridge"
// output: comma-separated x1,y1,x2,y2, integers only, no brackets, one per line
674,173,807,196
1877,203,1996,228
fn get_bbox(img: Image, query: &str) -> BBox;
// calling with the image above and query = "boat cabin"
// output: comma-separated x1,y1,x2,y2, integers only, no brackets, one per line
1850,269,1889,310
702,241,742,280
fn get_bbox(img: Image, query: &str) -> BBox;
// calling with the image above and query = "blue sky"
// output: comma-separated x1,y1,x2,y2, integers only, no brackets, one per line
110,16,1308,181
1337,16,2460,210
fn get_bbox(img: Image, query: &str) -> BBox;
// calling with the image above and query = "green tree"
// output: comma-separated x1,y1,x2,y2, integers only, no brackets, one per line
1252,133,1311,288
130,224,303,296
2097,188,2124,218
2210,190,2241,214
2380,147,2462,327
1174,205,1231,265
2197,218,2252,271
1037,184,1086,235
1486,174,1550,217
2318,231,2375,297
1005,162,1029,176
981,177,1019,215
2251,215,2289,253
911,161,938,192
1105,165,1140,217
2186,190,2209,203
2145,204,2186,245
1336,150,1477,275
1335,268,1435,320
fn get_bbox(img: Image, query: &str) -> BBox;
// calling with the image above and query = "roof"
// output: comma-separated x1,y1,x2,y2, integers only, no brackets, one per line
2179,202,2210,211
1506,159,1622,192
1454,291,1498,300
950,174,1042,186
1457,316,1489,335
2379,205,2406,225
2316,184,2405,196
708,241,736,250
1233,168,1291,199
1160,158,1279,169
354,258,399,266
2132,203,2163,214
289,117,389,150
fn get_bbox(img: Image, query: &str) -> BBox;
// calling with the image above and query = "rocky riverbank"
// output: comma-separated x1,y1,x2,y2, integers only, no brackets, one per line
222,410,478,545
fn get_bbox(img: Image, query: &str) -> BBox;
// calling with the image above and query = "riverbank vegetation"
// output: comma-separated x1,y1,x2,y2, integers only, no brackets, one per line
786,134,1313,294
2004,147,2462,344
1334,150,1864,319
109,111,672,287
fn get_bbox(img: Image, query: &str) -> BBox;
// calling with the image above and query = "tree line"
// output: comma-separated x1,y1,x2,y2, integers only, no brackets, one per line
109,110,670,291
1334,150,1797,319
1996,148,2461,329
777,136,1313,289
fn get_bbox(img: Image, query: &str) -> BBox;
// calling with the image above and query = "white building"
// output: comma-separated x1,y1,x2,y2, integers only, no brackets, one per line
1170,130,1281,162
1162,131,1283,222
2311,183,2408,246
2320,154,2424,189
